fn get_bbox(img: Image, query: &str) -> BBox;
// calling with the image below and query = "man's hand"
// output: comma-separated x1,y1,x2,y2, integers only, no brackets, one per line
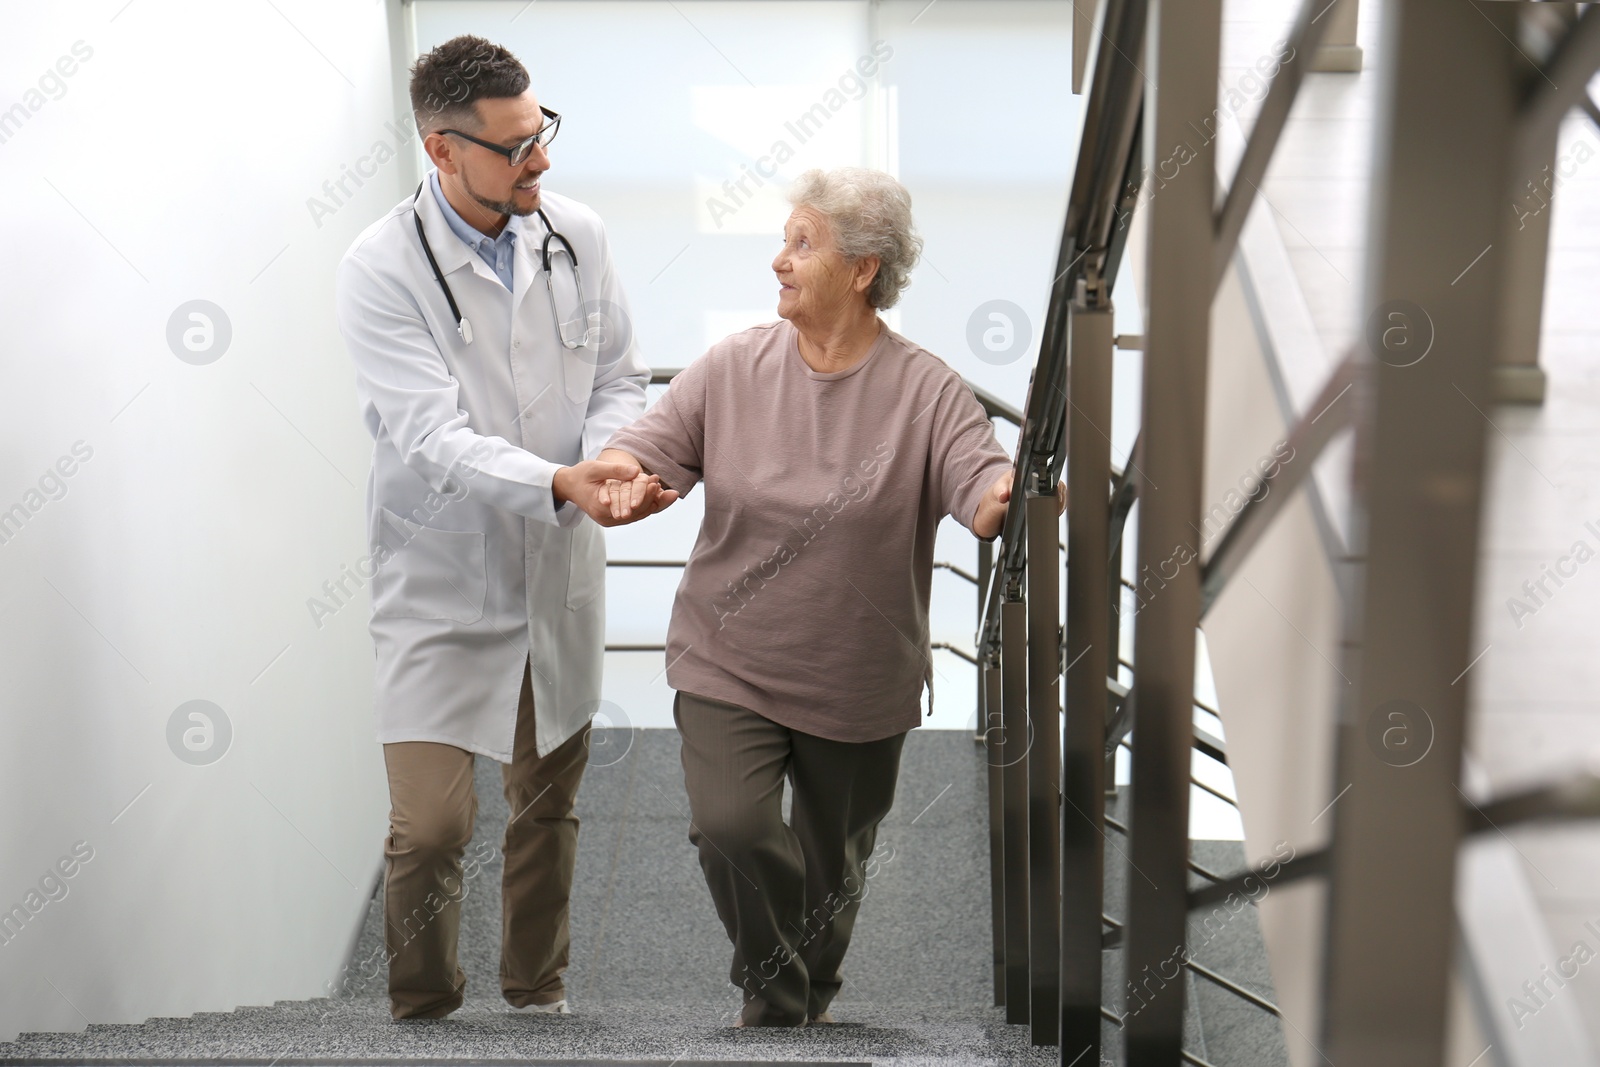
972,471,1066,540
553,456,680,527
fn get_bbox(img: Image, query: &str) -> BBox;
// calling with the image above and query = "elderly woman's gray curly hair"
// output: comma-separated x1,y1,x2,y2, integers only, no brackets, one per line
786,167,924,310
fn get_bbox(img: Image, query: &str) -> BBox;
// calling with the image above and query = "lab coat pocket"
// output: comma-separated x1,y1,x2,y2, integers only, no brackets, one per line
374,507,487,624
562,344,598,404
566,518,606,610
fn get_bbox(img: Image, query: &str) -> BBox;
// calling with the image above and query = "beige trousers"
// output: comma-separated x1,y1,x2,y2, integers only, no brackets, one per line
380,659,590,1020
674,689,907,1026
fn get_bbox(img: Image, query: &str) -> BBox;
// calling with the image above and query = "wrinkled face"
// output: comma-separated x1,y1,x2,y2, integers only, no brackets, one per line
428,90,550,222
771,206,873,325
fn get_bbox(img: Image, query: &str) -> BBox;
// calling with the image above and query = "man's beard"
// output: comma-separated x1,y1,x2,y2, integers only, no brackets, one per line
462,168,537,218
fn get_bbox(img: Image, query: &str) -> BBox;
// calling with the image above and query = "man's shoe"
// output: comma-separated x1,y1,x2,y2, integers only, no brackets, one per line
509,998,570,1014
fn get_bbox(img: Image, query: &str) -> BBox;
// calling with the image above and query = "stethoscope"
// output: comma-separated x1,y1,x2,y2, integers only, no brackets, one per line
411,180,592,349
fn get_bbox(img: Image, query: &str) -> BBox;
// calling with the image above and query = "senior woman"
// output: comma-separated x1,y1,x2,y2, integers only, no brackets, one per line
598,167,1049,1028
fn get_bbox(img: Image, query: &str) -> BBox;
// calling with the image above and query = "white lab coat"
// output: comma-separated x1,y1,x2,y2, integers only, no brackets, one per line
334,179,648,761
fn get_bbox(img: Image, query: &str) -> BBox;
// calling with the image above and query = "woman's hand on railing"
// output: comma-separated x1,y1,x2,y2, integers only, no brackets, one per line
972,471,1066,540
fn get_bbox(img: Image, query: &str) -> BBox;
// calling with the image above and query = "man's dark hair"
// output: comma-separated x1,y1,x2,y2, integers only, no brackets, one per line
409,35,530,138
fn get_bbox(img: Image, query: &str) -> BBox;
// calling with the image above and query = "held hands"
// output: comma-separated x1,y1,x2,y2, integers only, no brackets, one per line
552,451,679,527
595,447,679,523
972,471,1067,540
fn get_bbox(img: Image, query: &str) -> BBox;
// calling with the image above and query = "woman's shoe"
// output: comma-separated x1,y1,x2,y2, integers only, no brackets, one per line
509,998,570,1014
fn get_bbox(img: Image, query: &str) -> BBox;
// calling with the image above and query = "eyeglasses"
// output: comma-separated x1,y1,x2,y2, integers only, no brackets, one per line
440,106,561,166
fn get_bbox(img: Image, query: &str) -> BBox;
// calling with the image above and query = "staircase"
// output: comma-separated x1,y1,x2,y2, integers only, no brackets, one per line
0,729,1284,1065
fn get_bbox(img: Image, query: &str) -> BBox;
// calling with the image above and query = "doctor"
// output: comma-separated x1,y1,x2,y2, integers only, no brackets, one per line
334,34,675,1022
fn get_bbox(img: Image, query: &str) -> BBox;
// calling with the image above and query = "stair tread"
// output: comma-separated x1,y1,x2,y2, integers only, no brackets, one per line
1,1002,1066,1066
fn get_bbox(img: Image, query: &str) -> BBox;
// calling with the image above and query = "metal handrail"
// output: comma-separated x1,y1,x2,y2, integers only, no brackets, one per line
1112,738,1240,811
1183,767,1600,920
981,0,1149,596
969,0,1338,1052
1186,958,1282,1019
977,1,1600,1058
934,561,979,585
1103,814,1231,882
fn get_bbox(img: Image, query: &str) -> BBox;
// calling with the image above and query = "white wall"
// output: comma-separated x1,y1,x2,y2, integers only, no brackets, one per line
0,0,403,1040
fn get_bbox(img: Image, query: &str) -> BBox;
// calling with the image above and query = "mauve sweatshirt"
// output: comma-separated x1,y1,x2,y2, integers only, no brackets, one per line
605,318,1012,742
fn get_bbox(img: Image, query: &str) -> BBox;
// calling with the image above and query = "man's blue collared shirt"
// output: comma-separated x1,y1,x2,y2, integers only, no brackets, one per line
429,170,516,292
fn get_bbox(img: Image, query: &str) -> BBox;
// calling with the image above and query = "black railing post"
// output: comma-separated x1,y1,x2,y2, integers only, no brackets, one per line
1060,280,1114,1063
1000,592,1031,1025
1123,0,1221,1062
1026,484,1063,1046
